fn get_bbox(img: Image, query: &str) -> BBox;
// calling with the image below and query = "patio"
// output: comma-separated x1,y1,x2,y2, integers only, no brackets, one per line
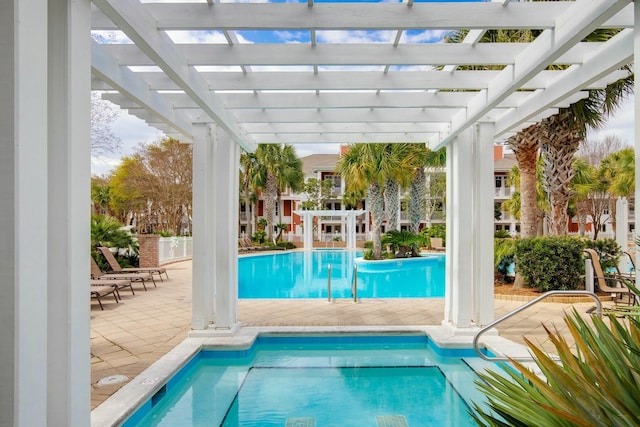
91,259,604,410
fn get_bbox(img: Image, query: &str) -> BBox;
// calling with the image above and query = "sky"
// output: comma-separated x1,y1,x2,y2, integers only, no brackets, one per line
90,94,636,177
90,0,635,176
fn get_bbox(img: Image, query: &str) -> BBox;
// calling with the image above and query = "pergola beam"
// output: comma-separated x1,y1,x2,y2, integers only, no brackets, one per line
92,0,256,152
91,41,194,140
102,42,601,67
439,0,632,147
90,2,633,31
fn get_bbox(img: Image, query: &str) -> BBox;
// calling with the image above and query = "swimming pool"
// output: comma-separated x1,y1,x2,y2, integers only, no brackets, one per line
121,334,493,427
238,250,445,299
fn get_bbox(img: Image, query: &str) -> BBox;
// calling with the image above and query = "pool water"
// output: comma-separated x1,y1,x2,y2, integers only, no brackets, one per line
124,335,491,427
238,250,445,299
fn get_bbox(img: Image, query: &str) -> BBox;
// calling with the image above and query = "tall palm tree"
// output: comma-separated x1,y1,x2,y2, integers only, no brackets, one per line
239,151,262,237
381,143,416,231
336,144,386,259
570,157,598,236
254,144,304,241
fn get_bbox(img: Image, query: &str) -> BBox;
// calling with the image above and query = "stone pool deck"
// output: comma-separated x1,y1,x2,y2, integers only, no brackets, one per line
91,259,607,410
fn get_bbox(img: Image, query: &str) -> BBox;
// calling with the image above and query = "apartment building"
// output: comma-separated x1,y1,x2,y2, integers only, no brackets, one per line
240,145,523,242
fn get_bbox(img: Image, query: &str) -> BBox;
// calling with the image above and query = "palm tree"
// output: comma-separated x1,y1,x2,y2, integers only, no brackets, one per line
336,144,386,259
381,143,416,231
254,144,304,241
239,151,262,237
502,161,549,236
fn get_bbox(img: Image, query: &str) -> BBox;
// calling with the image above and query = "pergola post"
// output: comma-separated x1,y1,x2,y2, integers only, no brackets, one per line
635,0,640,282
192,124,215,329
1,1,91,425
473,123,495,327
444,129,474,328
212,125,240,329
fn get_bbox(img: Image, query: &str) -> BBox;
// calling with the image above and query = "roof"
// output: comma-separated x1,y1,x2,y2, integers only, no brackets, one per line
494,153,518,172
91,1,632,152
301,154,341,176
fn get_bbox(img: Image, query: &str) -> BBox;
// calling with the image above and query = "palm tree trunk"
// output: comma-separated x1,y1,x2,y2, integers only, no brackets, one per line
265,173,277,241
384,178,400,231
409,168,426,234
514,143,540,238
368,182,384,259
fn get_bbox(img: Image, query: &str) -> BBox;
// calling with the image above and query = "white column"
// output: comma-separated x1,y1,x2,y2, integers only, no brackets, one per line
444,129,474,328
444,143,454,323
1,2,49,425
192,124,215,329
473,123,495,327
636,0,640,286
1,1,91,425
212,126,240,329
616,197,629,272
303,212,313,249
48,0,91,425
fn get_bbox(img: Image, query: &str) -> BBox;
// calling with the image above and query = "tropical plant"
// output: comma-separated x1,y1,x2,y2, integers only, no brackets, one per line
381,230,421,258
336,144,386,259
494,237,515,283
254,144,304,241
240,151,262,237
90,214,138,268
472,310,640,427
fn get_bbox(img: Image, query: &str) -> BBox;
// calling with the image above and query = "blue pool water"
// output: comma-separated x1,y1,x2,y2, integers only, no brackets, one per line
238,250,445,298
124,335,491,427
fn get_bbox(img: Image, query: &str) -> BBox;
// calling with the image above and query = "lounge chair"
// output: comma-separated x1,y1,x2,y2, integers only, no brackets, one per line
584,249,636,305
430,237,445,252
91,285,119,310
91,257,156,291
97,246,168,282
91,278,135,300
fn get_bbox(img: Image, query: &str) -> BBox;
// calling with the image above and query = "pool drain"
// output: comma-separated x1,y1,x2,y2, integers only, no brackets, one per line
97,375,128,386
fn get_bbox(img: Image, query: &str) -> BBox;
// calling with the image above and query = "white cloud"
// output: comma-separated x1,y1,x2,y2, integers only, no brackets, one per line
588,94,635,146
91,111,163,176
316,30,395,44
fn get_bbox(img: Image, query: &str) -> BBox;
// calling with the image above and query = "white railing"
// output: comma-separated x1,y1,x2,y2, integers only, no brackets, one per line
158,236,193,264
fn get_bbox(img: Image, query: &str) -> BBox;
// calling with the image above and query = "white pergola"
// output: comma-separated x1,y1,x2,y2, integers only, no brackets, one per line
2,0,638,425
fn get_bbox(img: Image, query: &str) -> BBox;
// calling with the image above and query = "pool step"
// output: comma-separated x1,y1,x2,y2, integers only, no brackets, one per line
285,417,316,427
376,415,409,427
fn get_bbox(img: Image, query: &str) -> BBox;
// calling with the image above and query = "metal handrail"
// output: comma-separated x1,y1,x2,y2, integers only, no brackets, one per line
327,264,332,303
352,264,358,303
473,290,602,362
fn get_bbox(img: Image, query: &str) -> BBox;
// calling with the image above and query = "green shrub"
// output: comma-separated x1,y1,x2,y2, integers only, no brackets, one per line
156,230,174,237
363,249,375,260
494,229,511,238
252,230,266,244
363,241,374,249
514,236,584,291
276,241,296,250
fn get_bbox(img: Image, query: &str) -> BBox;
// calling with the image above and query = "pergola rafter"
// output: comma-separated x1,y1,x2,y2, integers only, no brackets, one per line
90,0,633,148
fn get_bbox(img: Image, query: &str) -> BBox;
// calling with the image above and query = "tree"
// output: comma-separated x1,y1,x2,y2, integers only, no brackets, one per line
91,91,122,155
300,178,333,211
420,147,447,230
254,144,304,241
240,151,262,237
381,144,416,232
336,144,386,259
108,138,193,235
91,176,112,215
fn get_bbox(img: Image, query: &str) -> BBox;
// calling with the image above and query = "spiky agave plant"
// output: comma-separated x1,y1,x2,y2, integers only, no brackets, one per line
472,309,640,427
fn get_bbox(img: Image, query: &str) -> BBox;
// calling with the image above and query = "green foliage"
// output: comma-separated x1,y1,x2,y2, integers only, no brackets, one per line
494,230,511,238
363,249,375,260
156,230,174,237
494,238,516,283
363,241,374,249
90,214,139,269
514,236,584,291
252,230,266,244
276,241,296,250
472,310,640,427
381,230,421,258
420,224,446,247
583,237,621,273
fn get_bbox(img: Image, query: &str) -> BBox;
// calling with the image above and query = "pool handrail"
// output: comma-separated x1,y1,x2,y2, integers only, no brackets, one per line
473,290,602,362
